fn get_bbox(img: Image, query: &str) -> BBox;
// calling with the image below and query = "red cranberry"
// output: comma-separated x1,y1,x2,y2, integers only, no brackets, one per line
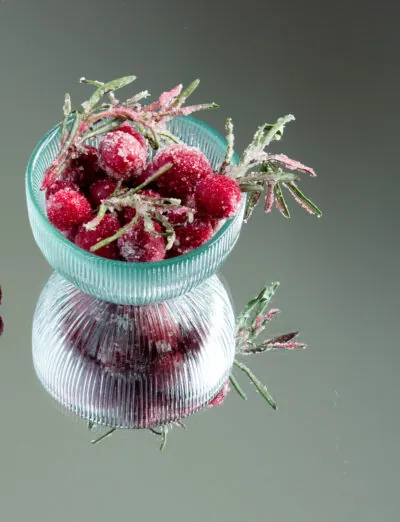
118,218,166,262
145,144,213,199
98,130,147,181
169,218,213,257
195,174,242,219
46,188,92,231
88,179,118,208
75,213,121,259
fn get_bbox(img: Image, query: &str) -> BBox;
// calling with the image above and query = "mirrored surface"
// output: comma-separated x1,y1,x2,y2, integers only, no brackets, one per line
0,1,398,521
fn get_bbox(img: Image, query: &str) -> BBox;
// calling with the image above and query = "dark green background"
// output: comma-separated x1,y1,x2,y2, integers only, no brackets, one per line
0,1,398,521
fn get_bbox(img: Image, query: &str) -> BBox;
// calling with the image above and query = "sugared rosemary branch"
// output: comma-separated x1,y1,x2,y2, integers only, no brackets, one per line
231,282,306,409
221,115,322,221
41,75,218,190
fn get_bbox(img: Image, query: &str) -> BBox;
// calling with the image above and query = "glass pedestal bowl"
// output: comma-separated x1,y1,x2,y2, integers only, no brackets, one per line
32,272,236,429
26,116,245,305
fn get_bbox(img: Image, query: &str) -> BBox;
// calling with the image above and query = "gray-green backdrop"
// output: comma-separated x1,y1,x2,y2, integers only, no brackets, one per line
0,1,398,521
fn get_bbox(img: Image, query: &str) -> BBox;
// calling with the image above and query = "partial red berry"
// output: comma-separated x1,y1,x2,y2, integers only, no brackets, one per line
62,146,105,187
75,213,121,259
169,219,213,257
118,218,166,262
46,188,93,231
122,206,137,225
146,144,213,198
88,179,118,208
98,130,147,181
60,227,78,242
195,174,242,219
210,218,226,233
208,380,230,407
45,180,79,200
165,206,191,226
116,122,148,150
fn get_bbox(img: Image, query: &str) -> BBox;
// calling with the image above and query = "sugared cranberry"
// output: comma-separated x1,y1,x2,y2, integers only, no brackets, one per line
145,144,213,199
115,122,148,150
88,179,118,208
195,174,242,219
75,213,121,259
45,180,79,200
169,219,213,257
118,218,166,262
98,130,148,181
62,146,105,187
46,188,92,231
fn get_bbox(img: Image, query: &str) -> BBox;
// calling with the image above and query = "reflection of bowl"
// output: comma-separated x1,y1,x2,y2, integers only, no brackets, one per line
26,116,245,304
32,272,235,428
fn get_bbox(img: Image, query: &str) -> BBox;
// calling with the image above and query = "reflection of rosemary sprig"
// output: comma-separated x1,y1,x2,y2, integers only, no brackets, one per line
88,282,306,449
231,282,306,410
219,116,322,221
41,75,218,190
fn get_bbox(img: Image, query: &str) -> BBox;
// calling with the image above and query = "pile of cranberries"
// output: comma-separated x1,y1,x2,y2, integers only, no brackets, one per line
45,124,242,262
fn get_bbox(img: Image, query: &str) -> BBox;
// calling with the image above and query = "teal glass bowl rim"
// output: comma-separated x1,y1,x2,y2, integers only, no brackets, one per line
26,115,243,270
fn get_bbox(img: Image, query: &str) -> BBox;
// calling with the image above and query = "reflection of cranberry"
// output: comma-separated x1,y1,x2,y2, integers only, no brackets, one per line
136,304,180,351
55,289,229,428
208,380,230,407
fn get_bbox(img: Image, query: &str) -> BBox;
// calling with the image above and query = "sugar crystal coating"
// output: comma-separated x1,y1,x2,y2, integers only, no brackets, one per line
45,180,79,200
195,174,242,219
75,213,121,259
46,188,93,231
118,218,166,262
147,144,213,198
98,130,148,180
169,218,213,257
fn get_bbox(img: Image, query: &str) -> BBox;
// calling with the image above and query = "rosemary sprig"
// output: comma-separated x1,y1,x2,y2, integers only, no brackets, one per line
232,282,306,409
41,74,218,190
222,115,321,221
